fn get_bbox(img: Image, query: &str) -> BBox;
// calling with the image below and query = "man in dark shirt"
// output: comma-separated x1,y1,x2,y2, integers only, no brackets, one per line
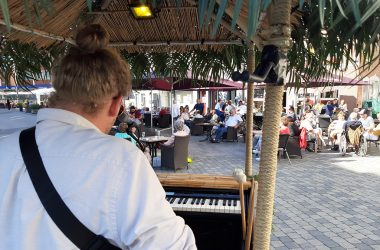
190,99,204,115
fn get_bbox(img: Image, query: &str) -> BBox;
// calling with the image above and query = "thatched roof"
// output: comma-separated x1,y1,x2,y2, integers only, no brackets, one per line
1,0,251,53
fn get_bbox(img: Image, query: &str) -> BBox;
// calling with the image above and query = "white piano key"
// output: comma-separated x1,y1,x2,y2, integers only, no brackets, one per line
215,199,225,213
182,198,192,212
234,200,242,214
203,199,212,213
171,198,180,211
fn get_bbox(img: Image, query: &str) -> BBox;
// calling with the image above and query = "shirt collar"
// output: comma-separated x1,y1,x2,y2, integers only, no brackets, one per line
36,108,101,132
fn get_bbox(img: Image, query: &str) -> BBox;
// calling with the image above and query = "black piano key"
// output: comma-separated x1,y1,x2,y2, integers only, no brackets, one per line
222,199,226,206
183,198,188,204
227,200,231,206
195,198,201,205
170,197,176,204
191,198,196,205
178,198,183,204
233,200,237,206
201,199,205,205
209,199,214,205
214,199,219,205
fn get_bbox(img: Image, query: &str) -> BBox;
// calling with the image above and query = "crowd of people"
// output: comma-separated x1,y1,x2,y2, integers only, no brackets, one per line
114,95,380,158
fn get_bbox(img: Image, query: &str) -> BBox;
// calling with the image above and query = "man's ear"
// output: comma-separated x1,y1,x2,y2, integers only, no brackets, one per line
109,96,123,117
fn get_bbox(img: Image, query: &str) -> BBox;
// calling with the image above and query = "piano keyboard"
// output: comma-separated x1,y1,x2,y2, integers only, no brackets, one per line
165,192,242,214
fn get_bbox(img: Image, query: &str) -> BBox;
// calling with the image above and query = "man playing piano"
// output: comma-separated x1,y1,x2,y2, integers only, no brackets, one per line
0,24,196,250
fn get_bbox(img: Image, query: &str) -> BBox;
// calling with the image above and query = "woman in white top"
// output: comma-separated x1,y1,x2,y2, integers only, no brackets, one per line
163,119,190,146
328,112,346,146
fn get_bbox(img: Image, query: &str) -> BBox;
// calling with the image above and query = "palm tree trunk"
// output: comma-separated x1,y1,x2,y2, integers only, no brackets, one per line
253,0,292,249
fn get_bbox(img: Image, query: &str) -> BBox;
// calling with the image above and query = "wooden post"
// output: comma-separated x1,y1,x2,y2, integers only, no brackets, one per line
244,45,255,178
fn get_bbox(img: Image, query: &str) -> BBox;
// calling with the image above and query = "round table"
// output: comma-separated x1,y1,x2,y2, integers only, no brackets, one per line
196,123,216,142
140,136,169,164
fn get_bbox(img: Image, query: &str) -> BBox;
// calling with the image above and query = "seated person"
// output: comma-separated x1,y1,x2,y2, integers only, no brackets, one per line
153,107,168,126
129,105,142,125
287,116,300,136
358,109,375,132
181,107,192,127
236,100,247,117
163,119,190,146
214,99,225,122
212,108,242,142
203,108,213,121
363,112,380,141
253,116,290,156
209,110,219,124
190,99,204,115
328,112,346,146
286,106,297,122
224,100,234,115
280,116,291,135
115,122,137,145
193,110,204,119
300,110,326,147
347,108,359,121
159,108,167,116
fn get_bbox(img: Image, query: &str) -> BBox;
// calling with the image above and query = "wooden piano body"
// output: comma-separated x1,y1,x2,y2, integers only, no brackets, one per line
158,174,257,250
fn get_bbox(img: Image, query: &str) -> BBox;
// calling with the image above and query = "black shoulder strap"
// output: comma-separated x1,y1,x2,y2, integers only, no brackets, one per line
19,127,120,250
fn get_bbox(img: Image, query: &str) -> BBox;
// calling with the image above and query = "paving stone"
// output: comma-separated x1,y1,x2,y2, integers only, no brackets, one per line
352,243,373,250
368,235,380,241
271,240,285,247
278,236,294,243
309,239,324,246
361,238,377,245
346,237,363,244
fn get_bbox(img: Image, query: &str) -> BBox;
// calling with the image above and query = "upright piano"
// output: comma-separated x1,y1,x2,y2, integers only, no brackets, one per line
158,174,257,250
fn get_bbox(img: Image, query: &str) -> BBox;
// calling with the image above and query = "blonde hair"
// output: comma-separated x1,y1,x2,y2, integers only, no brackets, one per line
49,24,131,113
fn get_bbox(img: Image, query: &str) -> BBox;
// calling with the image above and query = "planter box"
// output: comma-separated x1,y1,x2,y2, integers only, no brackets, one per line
31,109,39,114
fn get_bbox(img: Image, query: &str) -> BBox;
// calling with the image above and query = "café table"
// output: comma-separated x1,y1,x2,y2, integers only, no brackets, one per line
196,123,215,142
140,136,169,164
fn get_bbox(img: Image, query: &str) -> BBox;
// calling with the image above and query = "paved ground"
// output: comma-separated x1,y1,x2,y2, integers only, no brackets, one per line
2,108,380,249
0,108,37,139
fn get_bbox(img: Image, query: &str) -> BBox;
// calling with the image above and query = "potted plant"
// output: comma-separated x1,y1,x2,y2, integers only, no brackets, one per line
30,104,40,114
17,102,24,112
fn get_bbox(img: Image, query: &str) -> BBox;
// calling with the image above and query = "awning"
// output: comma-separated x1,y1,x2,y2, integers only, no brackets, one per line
132,77,244,91
285,75,368,88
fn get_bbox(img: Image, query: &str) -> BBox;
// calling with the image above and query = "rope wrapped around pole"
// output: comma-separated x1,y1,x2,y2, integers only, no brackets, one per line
253,0,292,249
244,45,255,178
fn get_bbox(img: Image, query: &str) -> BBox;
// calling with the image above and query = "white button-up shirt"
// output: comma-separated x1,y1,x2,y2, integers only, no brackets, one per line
0,108,196,250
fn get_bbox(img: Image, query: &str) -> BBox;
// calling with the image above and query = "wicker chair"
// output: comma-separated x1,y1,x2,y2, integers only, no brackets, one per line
158,114,171,128
286,136,302,158
318,116,331,135
161,135,190,170
190,117,205,136
278,134,292,165
144,113,152,127
222,126,238,142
